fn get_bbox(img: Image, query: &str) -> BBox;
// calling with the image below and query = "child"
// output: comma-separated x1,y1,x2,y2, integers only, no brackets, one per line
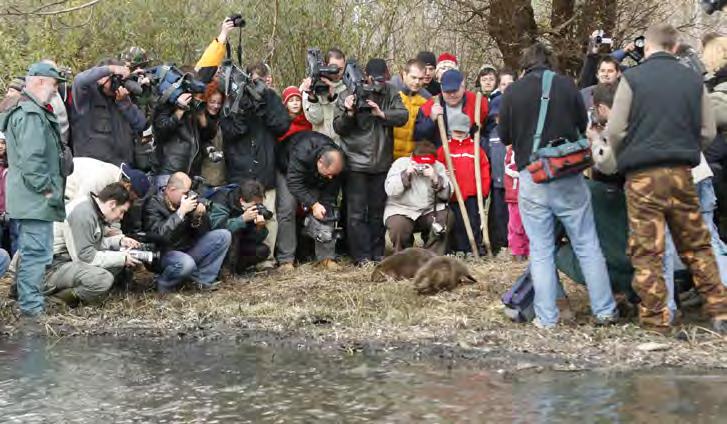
437,113,490,255
504,145,529,260
484,96,509,256
279,86,312,142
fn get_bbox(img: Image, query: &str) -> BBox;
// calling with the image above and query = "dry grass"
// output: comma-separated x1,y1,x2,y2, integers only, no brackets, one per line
1,255,726,370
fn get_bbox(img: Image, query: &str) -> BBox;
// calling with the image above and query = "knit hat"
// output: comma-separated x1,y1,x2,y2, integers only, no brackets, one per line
120,163,151,198
449,113,471,133
365,58,389,80
282,86,302,104
440,69,464,92
437,52,458,66
416,51,437,67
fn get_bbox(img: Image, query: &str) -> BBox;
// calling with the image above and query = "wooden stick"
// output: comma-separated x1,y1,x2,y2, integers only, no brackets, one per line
473,91,489,256
437,115,479,258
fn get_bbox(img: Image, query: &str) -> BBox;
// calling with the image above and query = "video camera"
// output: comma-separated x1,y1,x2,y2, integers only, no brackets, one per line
147,65,207,111
702,0,727,14
302,206,342,243
342,59,385,111
110,74,144,97
218,59,267,116
306,48,341,95
625,36,646,63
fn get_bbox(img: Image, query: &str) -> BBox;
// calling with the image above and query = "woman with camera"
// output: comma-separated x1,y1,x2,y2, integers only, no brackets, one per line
384,140,451,254
199,79,227,187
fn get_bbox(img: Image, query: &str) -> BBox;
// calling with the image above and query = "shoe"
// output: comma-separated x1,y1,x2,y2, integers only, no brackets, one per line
317,259,340,271
679,289,703,309
277,263,295,273
533,318,556,329
556,298,575,322
712,318,727,335
197,281,221,292
47,288,80,308
512,255,528,262
256,260,276,272
354,259,373,268
594,311,620,326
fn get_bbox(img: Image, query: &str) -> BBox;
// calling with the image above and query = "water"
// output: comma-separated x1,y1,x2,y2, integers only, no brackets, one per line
0,337,726,423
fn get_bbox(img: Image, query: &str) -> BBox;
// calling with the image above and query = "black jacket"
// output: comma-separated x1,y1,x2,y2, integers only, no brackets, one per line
152,104,203,176
498,67,587,171
142,193,211,252
219,88,290,188
284,131,343,209
333,83,408,173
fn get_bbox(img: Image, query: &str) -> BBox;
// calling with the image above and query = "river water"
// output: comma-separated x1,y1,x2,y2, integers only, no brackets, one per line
0,337,726,423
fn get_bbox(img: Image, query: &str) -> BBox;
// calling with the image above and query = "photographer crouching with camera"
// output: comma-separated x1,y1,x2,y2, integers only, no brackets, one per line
207,180,273,274
384,140,451,254
70,59,147,167
333,58,408,265
142,172,231,293
45,183,143,307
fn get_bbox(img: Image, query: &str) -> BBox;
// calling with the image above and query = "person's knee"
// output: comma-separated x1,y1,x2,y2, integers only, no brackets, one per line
83,269,114,301
165,254,197,278
209,229,232,249
256,243,271,260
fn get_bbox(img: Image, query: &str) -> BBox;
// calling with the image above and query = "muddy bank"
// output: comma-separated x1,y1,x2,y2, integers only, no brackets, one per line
1,256,726,372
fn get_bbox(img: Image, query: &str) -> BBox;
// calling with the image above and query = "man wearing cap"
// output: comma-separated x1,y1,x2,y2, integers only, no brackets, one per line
47,182,144,306
70,59,147,167
414,69,488,148
333,58,408,265
0,62,69,317
416,51,441,97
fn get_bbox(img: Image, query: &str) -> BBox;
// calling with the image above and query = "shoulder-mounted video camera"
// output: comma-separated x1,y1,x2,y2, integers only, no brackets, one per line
306,48,340,95
146,65,207,111
218,59,267,116
342,59,384,111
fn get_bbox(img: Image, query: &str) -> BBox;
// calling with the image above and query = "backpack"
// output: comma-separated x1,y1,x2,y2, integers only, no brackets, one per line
501,266,535,322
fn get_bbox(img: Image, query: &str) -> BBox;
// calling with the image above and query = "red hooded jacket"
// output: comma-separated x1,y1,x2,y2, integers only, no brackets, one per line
437,136,490,201
279,113,313,142
414,91,488,147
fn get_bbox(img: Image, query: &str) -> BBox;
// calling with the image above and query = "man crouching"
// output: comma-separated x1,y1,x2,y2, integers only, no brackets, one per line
46,183,142,306
142,172,231,292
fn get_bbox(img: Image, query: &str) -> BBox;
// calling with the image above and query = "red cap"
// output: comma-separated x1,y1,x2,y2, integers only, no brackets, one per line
412,154,437,165
437,52,458,65
282,86,302,104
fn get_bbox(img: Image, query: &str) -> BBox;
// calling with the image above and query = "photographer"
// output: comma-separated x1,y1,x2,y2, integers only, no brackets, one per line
301,48,348,143
333,58,408,265
277,131,345,271
46,183,141,306
384,141,451,254
70,59,147,167
199,80,227,186
142,172,231,292
208,180,271,273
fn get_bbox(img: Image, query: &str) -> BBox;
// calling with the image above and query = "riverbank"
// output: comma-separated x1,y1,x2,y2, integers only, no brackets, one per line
1,255,725,372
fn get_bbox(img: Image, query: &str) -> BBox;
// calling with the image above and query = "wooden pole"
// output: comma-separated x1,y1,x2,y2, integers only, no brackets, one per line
437,115,480,258
473,92,490,256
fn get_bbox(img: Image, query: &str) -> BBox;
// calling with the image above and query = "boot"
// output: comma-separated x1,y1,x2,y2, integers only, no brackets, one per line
48,288,80,308
317,258,340,271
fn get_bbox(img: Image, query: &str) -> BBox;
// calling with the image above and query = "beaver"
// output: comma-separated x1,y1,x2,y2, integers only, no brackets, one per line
370,247,437,282
413,256,477,295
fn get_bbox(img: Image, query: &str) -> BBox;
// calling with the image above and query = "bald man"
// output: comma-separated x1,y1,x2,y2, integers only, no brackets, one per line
142,172,231,292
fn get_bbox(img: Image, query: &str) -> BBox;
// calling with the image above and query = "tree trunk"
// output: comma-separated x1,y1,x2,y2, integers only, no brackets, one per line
488,0,538,70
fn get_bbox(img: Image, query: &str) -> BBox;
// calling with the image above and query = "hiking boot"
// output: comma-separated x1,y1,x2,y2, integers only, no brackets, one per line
317,259,340,271
277,262,295,273
556,298,575,322
47,288,80,308
256,260,276,272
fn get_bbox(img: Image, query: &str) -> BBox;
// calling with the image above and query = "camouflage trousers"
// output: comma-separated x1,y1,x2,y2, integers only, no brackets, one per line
625,166,727,328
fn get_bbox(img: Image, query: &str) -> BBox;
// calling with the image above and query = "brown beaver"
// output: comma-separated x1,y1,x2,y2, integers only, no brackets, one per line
370,248,437,282
413,256,477,295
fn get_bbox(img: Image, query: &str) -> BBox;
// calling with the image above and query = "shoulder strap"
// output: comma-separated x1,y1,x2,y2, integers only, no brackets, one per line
532,70,555,153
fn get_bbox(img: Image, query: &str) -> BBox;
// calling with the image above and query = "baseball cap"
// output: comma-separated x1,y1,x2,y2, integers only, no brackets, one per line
120,163,151,198
440,69,464,92
449,113,471,133
27,62,67,81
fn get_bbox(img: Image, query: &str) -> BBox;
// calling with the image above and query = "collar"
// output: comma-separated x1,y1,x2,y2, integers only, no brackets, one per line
89,193,110,225
646,51,677,61
20,89,50,110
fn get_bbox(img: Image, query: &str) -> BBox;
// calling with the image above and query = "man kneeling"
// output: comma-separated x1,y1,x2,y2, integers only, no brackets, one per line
208,180,271,274
46,183,142,306
143,172,231,292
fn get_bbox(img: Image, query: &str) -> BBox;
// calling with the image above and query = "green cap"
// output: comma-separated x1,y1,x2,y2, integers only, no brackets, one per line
27,62,67,81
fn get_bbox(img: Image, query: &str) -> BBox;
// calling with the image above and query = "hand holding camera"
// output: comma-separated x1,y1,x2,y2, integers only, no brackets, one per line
242,206,258,223
179,193,199,217
218,17,236,44
311,202,327,221
108,65,131,78
344,94,356,112
120,236,141,249
125,254,142,268
176,93,193,112
366,100,385,119
115,86,130,102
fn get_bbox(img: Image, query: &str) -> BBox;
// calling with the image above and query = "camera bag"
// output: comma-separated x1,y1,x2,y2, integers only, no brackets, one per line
526,70,593,184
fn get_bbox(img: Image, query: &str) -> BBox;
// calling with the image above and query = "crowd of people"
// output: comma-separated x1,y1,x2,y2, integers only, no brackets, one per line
2,18,727,335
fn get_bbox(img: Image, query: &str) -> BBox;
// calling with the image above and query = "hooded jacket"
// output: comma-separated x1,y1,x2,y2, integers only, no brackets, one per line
332,83,408,173
436,136,491,200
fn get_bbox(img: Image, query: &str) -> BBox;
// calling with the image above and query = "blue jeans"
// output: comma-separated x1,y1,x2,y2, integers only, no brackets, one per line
16,219,54,316
0,248,9,277
518,171,617,326
664,178,727,312
157,229,231,292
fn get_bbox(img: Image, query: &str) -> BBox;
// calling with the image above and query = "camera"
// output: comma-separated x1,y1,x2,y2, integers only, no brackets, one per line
302,206,343,243
702,0,727,14
247,203,274,220
186,190,211,209
147,64,207,108
306,48,341,95
110,74,144,96
413,164,430,175
124,248,161,265
431,221,446,237
218,59,267,116
206,146,224,163
625,36,646,63
342,59,384,111
593,30,613,47
228,13,246,28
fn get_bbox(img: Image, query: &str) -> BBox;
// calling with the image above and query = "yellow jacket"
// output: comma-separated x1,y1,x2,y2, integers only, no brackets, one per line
195,39,226,82
393,91,428,159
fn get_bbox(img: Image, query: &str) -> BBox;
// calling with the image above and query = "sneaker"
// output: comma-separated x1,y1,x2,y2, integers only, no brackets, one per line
256,260,276,272
47,288,80,308
197,281,221,292
533,317,556,329
277,263,295,273
594,311,620,326
317,258,340,271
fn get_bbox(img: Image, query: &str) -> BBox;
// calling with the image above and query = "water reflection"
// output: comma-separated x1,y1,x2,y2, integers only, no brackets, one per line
0,337,725,423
